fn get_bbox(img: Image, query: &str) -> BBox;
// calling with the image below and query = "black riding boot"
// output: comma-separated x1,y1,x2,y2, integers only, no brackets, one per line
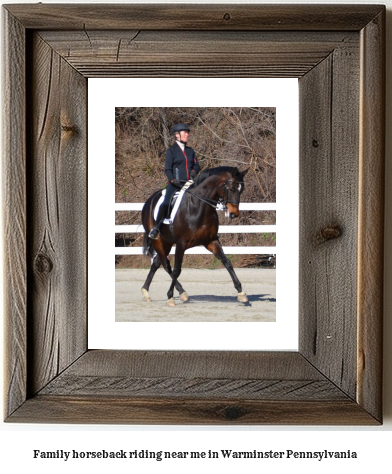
148,225,161,240
149,183,178,240
148,205,167,240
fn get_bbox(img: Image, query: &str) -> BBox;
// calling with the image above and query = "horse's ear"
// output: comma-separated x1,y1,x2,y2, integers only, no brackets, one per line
240,168,249,177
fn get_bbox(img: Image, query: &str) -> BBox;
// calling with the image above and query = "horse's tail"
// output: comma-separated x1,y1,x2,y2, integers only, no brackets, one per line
142,190,162,257
143,231,154,257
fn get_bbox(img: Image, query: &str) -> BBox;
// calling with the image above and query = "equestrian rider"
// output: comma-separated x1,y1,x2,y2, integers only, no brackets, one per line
148,123,200,240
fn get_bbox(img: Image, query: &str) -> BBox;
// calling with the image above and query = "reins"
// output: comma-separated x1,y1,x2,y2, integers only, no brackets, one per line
185,172,244,209
185,190,221,209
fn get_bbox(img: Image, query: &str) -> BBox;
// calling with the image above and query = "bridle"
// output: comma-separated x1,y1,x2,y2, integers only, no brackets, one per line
221,172,244,206
186,172,243,210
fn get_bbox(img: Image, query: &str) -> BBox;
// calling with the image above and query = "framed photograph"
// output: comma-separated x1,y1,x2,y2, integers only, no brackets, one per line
89,81,298,349
3,4,385,424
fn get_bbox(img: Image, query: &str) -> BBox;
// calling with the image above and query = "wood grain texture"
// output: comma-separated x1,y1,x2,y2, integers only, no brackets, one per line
38,30,358,78
299,43,360,399
56,350,326,378
4,4,384,31
39,377,347,400
357,9,385,422
2,9,27,419
39,351,347,400
44,351,340,402
2,4,385,425
10,396,377,425
27,33,87,395
7,351,378,424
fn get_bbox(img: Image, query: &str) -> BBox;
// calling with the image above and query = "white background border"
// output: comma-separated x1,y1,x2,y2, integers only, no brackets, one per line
88,78,299,350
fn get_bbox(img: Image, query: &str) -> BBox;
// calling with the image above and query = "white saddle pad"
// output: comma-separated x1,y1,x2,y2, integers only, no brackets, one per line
153,180,194,224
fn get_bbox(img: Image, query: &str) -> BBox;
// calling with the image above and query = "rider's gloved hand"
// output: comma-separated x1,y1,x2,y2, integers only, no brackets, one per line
171,179,182,188
190,170,197,180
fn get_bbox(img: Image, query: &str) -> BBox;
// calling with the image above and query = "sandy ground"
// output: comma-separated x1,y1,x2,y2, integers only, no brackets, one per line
115,268,276,322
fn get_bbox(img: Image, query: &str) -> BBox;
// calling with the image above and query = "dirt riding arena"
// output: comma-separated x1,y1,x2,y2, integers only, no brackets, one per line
115,268,276,322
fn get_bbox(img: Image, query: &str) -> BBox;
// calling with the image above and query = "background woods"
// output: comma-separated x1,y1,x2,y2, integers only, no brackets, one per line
115,107,277,268
115,107,276,203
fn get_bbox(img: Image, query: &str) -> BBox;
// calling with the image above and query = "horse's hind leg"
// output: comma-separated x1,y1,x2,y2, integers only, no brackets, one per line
166,245,185,306
141,253,161,302
143,241,188,303
205,240,248,303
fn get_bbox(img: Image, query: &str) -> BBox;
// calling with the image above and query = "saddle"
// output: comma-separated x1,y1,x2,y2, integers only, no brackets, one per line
153,180,194,225
167,192,179,217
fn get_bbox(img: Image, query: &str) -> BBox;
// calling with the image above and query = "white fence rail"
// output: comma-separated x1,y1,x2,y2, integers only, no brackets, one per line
115,203,277,212
115,203,276,255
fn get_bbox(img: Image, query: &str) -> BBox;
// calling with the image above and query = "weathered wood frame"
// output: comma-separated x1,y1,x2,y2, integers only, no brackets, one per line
3,4,385,424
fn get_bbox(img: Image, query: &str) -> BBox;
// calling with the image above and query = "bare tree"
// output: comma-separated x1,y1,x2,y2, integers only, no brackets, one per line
115,106,276,205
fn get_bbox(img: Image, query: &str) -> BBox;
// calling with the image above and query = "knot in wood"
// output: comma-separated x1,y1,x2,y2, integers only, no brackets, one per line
34,252,53,274
312,139,319,148
315,225,342,245
61,124,77,134
223,405,244,420
223,12,231,21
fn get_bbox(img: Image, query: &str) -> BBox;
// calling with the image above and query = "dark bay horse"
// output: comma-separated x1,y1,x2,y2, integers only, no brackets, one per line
141,166,249,306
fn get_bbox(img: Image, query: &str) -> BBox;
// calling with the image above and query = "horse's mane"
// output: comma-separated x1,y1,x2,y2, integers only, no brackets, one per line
193,166,240,187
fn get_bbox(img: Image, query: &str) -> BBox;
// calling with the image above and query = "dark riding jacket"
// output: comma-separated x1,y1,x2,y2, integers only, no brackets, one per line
165,142,200,183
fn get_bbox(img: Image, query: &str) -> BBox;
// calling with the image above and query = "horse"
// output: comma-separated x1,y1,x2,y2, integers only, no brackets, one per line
141,166,249,306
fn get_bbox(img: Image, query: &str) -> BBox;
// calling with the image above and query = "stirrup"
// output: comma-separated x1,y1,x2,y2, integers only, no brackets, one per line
148,227,160,240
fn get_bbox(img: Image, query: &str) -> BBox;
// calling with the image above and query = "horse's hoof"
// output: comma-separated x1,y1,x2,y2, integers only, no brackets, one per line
141,289,152,302
166,298,176,307
237,292,248,303
179,292,189,302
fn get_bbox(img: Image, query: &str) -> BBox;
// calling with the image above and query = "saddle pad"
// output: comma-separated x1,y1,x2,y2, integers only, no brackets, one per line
153,180,193,224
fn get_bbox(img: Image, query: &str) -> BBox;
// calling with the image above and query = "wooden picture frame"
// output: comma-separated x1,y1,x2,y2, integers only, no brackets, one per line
3,4,385,424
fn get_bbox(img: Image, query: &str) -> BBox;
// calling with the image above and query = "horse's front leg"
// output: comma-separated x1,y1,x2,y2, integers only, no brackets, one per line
205,240,248,303
165,258,189,301
167,245,185,307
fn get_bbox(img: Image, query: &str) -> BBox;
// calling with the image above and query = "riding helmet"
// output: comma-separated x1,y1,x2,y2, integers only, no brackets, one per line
171,123,190,134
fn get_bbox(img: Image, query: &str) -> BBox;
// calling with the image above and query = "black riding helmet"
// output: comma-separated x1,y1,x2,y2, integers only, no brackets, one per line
171,123,190,134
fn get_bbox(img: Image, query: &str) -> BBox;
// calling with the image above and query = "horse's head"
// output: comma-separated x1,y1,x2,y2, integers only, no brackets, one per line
225,168,249,219
193,166,249,218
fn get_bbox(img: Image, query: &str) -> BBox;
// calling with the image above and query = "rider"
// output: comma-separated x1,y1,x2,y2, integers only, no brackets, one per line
148,123,200,240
